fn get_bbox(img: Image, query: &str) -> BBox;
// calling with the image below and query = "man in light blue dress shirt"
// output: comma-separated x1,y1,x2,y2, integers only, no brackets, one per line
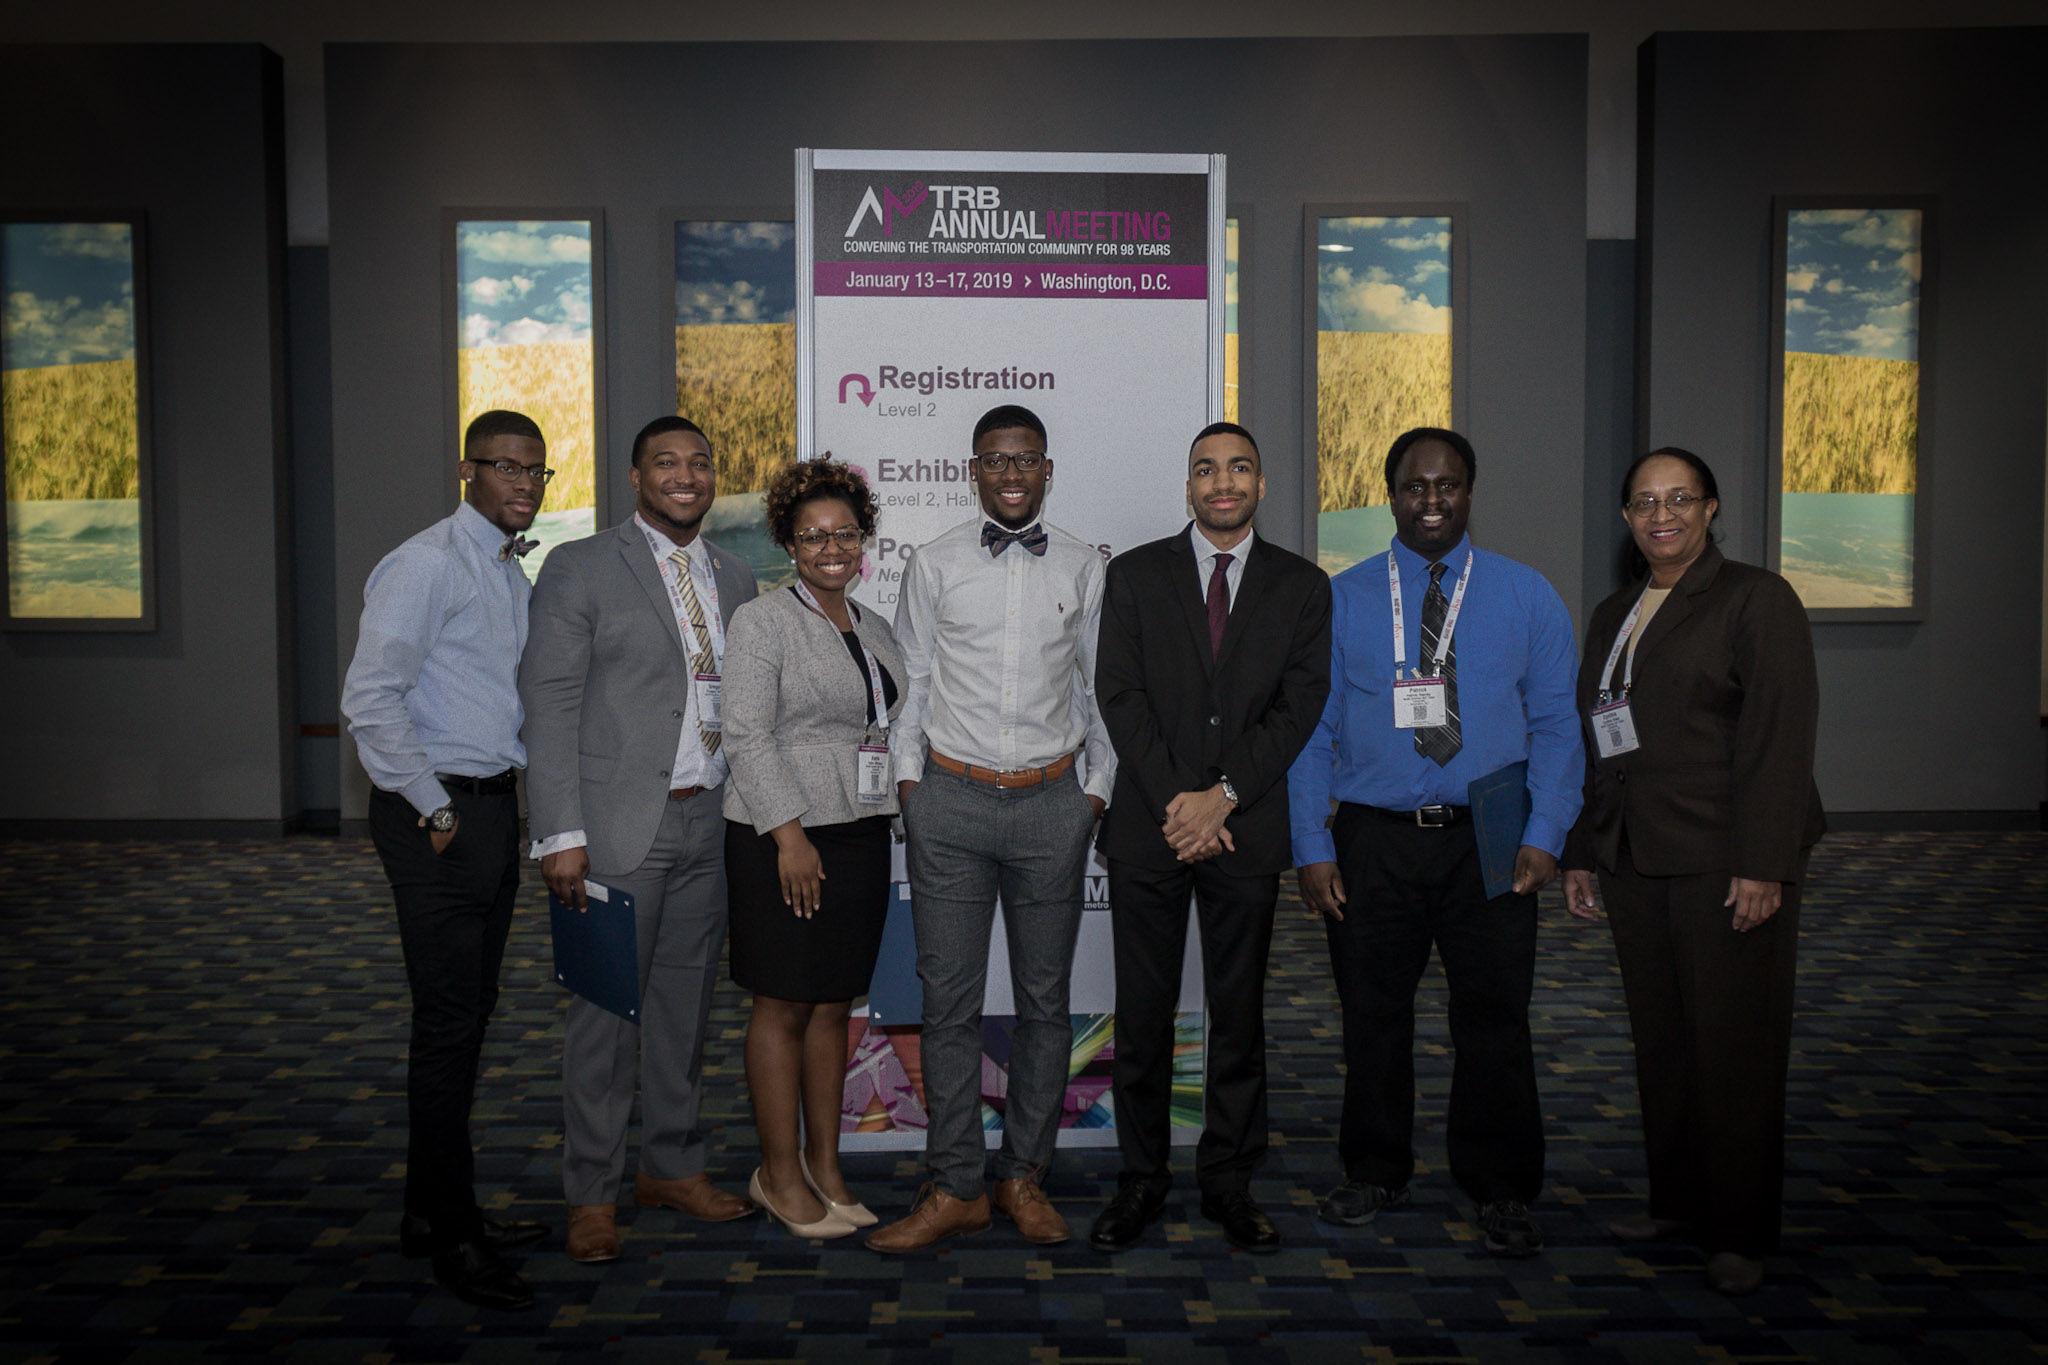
1287,427,1583,1259
342,409,554,1310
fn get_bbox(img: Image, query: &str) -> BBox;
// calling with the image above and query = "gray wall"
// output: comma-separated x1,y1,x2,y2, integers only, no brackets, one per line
326,36,1591,820
1635,29,2048,813
0,45,297,830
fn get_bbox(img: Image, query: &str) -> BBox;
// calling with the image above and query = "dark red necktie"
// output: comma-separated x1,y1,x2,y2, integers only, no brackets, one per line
1207,552,1233,659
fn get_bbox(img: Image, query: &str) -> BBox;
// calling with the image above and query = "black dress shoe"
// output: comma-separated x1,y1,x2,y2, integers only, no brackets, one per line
432,1240,535,1311
1088,1180,1168,1252
1200,1190,1279,1253
402,1212,551,1258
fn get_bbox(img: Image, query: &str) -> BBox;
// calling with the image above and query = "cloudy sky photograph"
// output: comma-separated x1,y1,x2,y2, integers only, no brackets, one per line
2,222,136,371
1785,208,1921,361
674,220,794,327
457,220,592,349
1317,216,1451,335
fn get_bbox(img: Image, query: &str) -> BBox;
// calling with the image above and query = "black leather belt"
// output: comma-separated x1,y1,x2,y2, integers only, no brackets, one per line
438,769,518,796
1361,802,1469,827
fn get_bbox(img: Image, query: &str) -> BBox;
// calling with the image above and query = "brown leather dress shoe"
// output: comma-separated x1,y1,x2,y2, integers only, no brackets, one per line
991,1173,1070,1245
565,1204,621,1264
633,1171,756,1222
863,1183,992,1253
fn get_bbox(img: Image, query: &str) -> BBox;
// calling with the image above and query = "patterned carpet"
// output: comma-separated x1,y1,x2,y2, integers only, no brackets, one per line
2,831,2044,1362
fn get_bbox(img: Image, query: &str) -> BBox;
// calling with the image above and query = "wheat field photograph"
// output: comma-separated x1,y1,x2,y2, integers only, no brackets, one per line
3,221,145,619
1778,208,1922,607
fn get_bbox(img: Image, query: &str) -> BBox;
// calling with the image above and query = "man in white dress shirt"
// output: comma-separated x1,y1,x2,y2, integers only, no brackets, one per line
866,404,1116,1253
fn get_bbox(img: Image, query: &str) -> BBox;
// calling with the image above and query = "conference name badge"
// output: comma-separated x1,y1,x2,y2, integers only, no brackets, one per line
1393,674,1449,729
857,743,891,804
1590,696,1639,758
693,672,723,731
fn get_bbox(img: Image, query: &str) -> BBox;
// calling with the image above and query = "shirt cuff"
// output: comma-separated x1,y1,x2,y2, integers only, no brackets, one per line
402,773,453,819
531,829,588,860
892,746,926,785
1292,828,1337,869
1521,815,1569,860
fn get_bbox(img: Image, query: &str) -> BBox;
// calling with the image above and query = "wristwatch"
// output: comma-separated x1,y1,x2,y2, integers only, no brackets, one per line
426,803,458,833
1218,775,1240,808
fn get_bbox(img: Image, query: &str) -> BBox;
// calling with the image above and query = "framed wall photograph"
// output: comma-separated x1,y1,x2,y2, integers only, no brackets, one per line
1302,205,1465,575
443,211,605,576
666,212,796,592
1,214,155,630
1767,198,1932,619
1224,211,1244,425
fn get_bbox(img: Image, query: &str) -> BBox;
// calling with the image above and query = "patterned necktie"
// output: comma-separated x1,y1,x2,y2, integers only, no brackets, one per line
669,547,721,756
981,521,1049,557
1207,552,1233,660
1414,560,1463,765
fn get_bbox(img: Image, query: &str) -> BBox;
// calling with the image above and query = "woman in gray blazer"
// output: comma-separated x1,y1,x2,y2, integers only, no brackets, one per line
722,459,905,1239
1561,448,1824,1297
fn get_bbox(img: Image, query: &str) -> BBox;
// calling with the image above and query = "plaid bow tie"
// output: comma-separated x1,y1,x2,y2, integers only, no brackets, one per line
499,534,538,561
981,521,1048,558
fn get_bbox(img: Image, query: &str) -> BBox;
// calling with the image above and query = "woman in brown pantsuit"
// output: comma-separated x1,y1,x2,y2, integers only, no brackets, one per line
1561,448,1824,1297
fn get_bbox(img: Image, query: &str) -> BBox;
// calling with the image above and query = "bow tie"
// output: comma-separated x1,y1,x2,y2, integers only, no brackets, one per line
499,534,538,561
981,521,1048,558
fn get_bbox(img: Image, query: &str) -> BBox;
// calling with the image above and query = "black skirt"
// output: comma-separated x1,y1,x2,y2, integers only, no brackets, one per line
725,814,893,1002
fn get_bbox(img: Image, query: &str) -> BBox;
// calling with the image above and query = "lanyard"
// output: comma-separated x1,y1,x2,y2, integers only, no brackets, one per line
1388,549,1473,677
794,579,890,734
1597,585,1655,700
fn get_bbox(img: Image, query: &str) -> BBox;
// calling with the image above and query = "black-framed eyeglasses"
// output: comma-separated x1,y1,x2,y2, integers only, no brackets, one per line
975,451,1046,473
466,458,556,484
1625,491,1705,517
794,526,866,550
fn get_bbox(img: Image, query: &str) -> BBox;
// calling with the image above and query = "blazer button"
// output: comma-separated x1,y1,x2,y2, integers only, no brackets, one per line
1209,715,1221,726
1616,772,1626,784
672,710,683,718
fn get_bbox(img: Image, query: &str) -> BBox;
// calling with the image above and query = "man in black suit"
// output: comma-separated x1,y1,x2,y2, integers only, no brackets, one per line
1089,421,1334,1253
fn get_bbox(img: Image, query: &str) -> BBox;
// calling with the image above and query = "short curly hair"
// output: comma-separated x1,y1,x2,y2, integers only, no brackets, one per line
763,455,881,551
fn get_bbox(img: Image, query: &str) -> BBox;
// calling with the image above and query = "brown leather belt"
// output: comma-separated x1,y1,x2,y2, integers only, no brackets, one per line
668,785,706,801
928,749,1076,789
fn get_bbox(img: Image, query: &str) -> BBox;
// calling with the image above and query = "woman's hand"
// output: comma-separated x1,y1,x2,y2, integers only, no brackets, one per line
770,822,826,918
1561,868,1603,921
1725,876,1781,932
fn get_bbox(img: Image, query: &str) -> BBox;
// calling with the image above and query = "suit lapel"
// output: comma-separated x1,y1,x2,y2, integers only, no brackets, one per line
1633,544,1723,660
1167,528,1217,677
1214,535,1274,672
617,522,688,661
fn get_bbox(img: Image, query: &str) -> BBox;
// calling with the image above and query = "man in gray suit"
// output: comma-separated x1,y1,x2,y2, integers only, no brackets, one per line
520,414,760,1263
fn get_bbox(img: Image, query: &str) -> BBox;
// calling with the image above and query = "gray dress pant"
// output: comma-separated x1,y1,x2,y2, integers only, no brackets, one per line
904,763,1097,1199
561,789,728,1206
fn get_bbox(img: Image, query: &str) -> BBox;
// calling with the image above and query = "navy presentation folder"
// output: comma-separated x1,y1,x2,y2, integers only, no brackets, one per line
550,880,640,1022
1467,760,1532,900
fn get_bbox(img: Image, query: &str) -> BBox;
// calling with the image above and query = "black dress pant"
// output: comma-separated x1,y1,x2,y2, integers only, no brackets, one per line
1107,855,1280,1197
367,784,520,1250
1324,802,1543,1204
1600,842,1803,1257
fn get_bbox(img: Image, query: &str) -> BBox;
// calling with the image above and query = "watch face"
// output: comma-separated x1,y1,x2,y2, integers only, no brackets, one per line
429,806,458,831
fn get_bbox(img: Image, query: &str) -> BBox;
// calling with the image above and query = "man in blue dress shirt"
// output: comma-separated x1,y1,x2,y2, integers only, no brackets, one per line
1287,427,1582,1258
342,409,555,1309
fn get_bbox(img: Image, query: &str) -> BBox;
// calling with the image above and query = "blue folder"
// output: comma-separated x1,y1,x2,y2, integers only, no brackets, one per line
550,880,640,1022
1466,760,1532,900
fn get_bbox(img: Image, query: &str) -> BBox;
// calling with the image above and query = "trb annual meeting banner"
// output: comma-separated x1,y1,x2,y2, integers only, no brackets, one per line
795,149,1225,1149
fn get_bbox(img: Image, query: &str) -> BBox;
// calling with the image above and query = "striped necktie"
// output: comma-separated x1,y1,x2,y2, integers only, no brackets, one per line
1413,560,1462,765
669,547,721,756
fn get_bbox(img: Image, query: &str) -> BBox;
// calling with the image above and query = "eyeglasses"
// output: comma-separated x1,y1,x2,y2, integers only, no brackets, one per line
1625,491,1706,517
975,451,1045,473
794,526,866,550
466,458,556,485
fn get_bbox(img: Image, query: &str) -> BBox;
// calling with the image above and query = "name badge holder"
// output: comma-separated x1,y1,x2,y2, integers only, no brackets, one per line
797,579,894,804
1590,587,1652,759
1387,549,1472,731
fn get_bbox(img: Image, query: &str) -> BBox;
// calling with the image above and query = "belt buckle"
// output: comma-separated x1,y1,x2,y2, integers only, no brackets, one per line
1414,805,1453,827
